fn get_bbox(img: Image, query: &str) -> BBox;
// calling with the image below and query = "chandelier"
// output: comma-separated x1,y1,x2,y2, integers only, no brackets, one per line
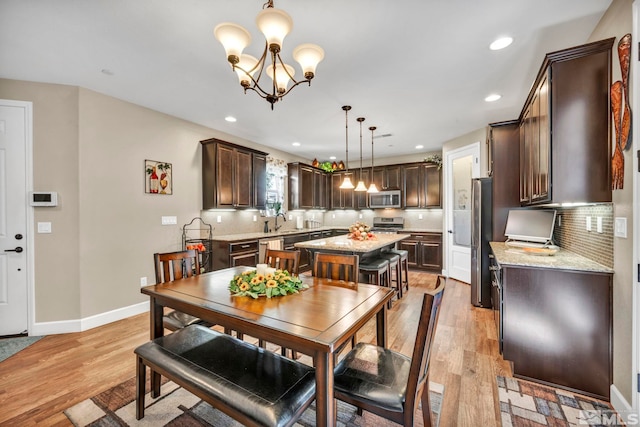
214,1,324,109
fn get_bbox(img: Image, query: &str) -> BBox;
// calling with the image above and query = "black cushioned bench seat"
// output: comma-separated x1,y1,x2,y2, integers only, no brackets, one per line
135,324,316,427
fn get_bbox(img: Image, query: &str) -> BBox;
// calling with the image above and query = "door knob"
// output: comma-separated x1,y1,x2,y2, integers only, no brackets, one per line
5,247,23,253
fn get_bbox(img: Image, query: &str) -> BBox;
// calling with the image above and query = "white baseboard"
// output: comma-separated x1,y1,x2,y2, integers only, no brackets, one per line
610,384,636,424
30,301,149,336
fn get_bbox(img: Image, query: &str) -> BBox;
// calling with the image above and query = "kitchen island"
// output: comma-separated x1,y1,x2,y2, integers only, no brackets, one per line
294,233,410,261
490,241,613,400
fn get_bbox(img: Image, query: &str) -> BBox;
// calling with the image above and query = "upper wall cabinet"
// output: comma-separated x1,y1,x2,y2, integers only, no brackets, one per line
329,170,355,210
402,162,441,209
201,138,268,209
519,38,614,206
288,162,328,210
372,165,401,190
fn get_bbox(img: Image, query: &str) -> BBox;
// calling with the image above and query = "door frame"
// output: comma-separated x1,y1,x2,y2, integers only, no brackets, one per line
1,99,35,335
443,141,481,282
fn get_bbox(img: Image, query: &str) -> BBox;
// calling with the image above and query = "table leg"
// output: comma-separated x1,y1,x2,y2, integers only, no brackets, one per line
150,297,163,398
376,305,388,348
314,350,336,426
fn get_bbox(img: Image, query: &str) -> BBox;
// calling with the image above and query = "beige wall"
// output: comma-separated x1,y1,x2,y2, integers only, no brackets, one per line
588,0,634,405
0,78,307,322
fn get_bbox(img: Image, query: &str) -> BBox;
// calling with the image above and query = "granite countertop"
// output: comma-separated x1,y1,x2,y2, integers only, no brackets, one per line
489,242,613,274
211,227,339,242
294,233,410,253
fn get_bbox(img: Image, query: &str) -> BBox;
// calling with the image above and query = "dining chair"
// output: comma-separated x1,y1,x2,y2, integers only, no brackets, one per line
154,250,212,331
313,253,359,283
333,275,446,427
263,248,301,359
264,248,300,275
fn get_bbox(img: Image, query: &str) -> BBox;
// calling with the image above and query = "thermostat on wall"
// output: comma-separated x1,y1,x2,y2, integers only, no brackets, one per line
30,191,58,207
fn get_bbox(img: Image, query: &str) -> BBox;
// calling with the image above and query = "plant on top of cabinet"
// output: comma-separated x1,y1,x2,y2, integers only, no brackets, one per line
201,138,268,209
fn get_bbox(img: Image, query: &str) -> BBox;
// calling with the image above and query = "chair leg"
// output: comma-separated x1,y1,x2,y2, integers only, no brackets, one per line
136,356,146,420
421,384,433,427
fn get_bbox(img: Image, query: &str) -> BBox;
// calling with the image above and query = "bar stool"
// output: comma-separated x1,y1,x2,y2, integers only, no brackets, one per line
379,251,402,299
359,258,392,308
386,248,409,296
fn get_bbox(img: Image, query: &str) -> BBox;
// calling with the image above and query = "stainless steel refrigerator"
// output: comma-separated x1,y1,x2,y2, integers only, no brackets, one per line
471,177,492,307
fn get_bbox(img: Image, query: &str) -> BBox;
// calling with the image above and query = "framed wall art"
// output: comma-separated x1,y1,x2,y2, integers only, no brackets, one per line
145,160,172,195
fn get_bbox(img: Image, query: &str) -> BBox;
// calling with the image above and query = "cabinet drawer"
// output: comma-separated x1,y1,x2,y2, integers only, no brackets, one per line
283,233,309,245
407,233,441,242
309,232,323,240
229,240,258,253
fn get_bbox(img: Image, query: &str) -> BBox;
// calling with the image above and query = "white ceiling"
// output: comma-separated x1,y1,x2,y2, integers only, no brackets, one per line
0,0,612,162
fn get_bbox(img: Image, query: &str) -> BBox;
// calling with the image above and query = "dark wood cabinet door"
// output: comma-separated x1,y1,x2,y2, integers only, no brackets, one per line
535,74,550,203
386,165,401,189
354,168,370,208
419,241,442,270
234,149,253,208
330,172,343,209
252,153,266,209
300,165,315,209
398,240,419,268
489,121,520,242
372,167,385,190
402,164,421,208
216,144,235,208
313,169,326,208
422,164,441,208
519,109,531,204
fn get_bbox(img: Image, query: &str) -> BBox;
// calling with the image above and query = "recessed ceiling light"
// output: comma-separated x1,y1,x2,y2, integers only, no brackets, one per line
415,145,424,149
490,37,513,51
292,142,301,147
485,94,502,102
225,116,237,122
329,156,336,160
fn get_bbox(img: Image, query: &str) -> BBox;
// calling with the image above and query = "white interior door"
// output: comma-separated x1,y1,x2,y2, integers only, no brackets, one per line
445,143,480,284
0,101,30,336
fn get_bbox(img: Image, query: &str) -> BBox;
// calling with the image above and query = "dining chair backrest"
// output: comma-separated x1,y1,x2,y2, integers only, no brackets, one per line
404,275,446,418
313,253,359,283
264,249,300,275
154,250,200,283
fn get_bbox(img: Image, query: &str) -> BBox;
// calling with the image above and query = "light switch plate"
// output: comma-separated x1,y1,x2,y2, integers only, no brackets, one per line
161,216,177,225
615,217,627,238
37,222,52,233
586,216,592,231
596,216,603,233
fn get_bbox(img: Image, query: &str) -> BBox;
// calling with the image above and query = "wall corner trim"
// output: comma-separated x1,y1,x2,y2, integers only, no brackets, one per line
610,384,635,423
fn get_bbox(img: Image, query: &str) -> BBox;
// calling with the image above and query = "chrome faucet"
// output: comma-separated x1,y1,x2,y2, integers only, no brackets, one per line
274,212,287,231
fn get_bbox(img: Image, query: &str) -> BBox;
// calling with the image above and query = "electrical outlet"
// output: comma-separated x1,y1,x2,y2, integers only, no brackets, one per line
140,277,147,287
288,214,292,220
596,216,603,233
586,216,591,231
252,215,257,222
557,215,562,227
216,215,222,223
418,214,423,220
359,213,363,219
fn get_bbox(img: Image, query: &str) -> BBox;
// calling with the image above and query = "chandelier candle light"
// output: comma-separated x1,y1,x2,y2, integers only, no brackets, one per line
340,105,354,189
214,0,324,109
354,117,367,192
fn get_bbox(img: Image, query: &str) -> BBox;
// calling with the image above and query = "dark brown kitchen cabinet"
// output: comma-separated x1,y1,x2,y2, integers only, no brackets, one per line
402,163,441,209
201,138,268,210
330,170,355,209
488,120,520,242
501,265,612,400
288,163,328,210
398,232,442,271
519,38,613,206
354,168,371,208
372,165,401,190
284,233,312,272
211,239,259,270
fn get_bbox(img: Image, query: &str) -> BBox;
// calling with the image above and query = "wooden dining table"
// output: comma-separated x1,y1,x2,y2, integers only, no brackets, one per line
140,266,395,427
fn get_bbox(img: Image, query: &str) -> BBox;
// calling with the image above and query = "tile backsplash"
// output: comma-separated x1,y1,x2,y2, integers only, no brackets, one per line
549,204,613,268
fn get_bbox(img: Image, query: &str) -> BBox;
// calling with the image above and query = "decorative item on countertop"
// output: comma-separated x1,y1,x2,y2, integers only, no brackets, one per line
347,221,375,241
423,154,442,170
229,268,308,299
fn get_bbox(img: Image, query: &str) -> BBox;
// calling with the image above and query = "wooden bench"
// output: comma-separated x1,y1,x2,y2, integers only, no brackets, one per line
134,324,316,427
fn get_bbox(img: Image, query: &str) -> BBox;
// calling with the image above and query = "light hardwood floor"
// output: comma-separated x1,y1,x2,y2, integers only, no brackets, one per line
0,271,512,426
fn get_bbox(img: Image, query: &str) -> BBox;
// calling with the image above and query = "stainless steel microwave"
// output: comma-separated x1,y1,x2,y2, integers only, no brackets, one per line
369,190,402,208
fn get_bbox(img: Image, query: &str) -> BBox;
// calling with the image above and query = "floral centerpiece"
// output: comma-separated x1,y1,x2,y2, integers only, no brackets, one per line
348,221,375,241
229,269,308,299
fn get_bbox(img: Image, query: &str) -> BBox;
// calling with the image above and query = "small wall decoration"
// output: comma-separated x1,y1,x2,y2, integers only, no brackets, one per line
145,160,172,194
611,33,631,190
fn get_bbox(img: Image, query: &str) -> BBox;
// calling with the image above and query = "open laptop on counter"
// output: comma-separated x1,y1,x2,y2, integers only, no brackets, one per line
504,209,558,249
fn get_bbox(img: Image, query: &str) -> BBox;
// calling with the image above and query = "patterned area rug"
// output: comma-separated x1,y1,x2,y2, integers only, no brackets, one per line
497,376,621,426
65,376,443,426
0,335,44,363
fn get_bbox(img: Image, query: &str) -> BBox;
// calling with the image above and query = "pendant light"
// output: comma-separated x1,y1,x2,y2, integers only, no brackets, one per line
339,105,354,189
367,126,379,193
354,117,368,191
